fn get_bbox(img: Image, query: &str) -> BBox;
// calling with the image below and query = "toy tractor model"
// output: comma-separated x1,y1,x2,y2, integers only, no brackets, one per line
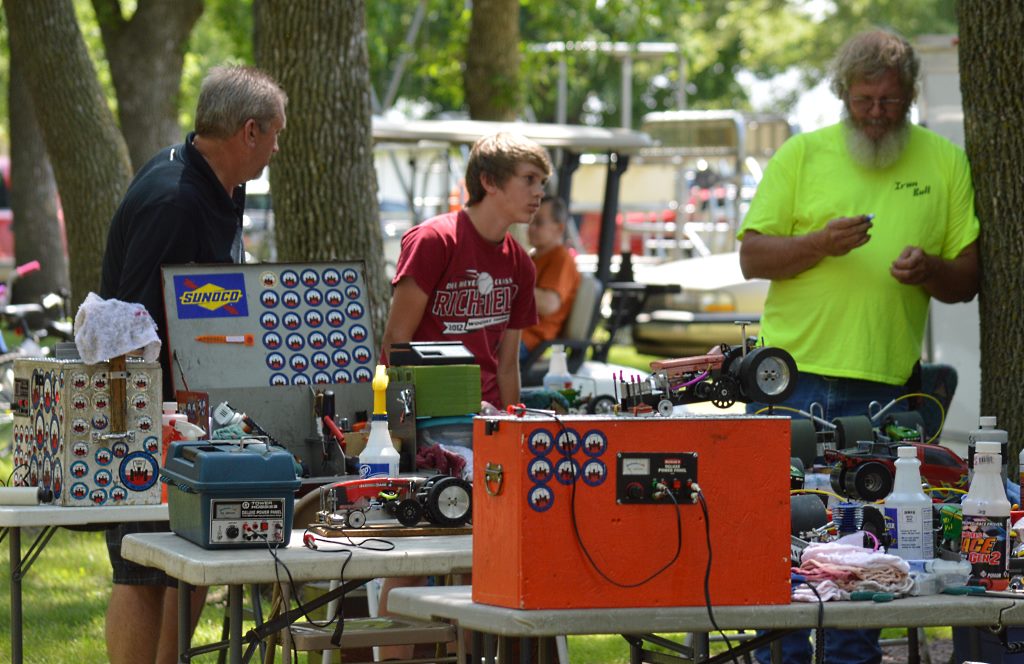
618,332,798,415
314,475,472,529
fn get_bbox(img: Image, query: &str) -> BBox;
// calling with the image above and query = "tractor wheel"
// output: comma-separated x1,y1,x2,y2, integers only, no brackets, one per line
791,493,828,536
345,509,366,529
710,375,738,409
790,419,818,468
829,463,847,497
396,499,423,527
424,476,472,527
833,416,874,449
657,399,674,417
845,462,893,502
738,346,797,404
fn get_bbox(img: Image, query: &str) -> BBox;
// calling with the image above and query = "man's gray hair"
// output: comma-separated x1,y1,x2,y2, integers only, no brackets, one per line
195,65,288,139
829,29,920,103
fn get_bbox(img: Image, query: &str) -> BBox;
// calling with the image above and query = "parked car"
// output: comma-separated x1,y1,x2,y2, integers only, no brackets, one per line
630,251,767,357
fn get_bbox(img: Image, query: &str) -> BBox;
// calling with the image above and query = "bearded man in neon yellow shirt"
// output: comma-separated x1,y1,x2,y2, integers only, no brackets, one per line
737,29,979,664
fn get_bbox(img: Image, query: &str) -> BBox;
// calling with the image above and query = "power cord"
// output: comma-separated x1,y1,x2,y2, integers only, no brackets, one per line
696,491,738,662
238,530,395,663
523,407,683,587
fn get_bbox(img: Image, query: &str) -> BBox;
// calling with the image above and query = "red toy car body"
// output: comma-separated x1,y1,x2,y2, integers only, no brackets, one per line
826,441,968,502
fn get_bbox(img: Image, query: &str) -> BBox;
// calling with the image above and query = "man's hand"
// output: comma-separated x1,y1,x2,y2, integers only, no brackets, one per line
740,214,872,281
810,215,873,257
890,246,934,285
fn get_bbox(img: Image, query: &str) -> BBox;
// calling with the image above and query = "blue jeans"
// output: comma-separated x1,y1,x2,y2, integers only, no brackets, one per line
750,372,906,664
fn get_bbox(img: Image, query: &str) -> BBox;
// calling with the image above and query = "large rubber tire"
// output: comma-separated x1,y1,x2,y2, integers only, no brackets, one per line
424,476,472,527
791,493,828,536
396,499,423,527
833,415,874,449
845,461,893,502
738,346,798,404
829,463,847,497
790,419,818,467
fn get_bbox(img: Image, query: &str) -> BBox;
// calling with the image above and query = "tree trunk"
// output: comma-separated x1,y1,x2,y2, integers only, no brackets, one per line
4,0,134,311
8,51,71,309
91,0,204,172
957,1,1024,464
253,1,387,351
465,0,521,120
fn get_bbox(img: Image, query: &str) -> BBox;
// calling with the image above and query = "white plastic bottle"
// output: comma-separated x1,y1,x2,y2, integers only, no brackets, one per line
884,446,934,560
359,364,400,478
960,440,1011,590
542,344,573,392
968,415,1008,485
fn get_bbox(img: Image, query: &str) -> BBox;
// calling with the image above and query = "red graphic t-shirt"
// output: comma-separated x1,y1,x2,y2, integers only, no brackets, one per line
392,211,537,405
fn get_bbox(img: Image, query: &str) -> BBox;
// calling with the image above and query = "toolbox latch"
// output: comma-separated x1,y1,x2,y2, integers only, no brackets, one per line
483,462,504,496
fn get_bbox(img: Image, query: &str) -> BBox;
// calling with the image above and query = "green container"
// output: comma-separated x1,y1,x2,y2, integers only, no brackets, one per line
388,364,481,417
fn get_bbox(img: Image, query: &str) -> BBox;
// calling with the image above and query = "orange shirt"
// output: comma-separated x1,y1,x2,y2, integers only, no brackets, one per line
522,245,580,351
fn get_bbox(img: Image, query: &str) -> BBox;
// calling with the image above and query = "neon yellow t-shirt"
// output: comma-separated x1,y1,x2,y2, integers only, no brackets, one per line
737,123,979,385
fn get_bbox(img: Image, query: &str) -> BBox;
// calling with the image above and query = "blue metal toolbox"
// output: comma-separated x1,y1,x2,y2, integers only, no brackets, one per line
162,441,300,549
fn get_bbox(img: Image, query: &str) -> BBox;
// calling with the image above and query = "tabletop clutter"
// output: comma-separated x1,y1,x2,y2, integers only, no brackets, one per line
8,278,1024,618
791,425,1019,604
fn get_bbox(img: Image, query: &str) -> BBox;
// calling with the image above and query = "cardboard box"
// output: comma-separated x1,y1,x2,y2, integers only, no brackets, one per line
472,414,792,609
12,357,163,506
344,430,402,458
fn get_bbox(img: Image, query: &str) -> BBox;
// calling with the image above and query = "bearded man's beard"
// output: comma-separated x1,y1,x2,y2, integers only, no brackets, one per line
842,109,910,170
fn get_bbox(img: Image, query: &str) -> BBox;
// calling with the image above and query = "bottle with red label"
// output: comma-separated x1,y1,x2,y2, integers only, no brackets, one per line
960,440,1011,589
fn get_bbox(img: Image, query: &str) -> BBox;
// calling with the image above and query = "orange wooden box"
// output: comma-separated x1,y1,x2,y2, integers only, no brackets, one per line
472,414,792,609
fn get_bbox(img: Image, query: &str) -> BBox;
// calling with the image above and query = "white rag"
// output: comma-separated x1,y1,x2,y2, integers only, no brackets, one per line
73,292,161,365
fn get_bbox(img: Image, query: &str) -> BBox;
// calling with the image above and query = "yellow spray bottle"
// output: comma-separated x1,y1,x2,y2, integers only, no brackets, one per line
359,364,400,478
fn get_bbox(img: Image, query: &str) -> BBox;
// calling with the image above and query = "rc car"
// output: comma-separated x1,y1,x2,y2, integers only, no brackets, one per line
618,332,798,415
314,475,472,529
826,440,968,502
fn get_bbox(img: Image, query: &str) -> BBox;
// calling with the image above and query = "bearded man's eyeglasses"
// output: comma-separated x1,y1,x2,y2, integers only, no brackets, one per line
849,96,905,112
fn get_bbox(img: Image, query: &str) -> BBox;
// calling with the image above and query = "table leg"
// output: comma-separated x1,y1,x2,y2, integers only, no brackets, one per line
471,630,483,663
9,526,22,664
770,635,783,663
229,584,243,664
178,580,191,663
691,632,708,662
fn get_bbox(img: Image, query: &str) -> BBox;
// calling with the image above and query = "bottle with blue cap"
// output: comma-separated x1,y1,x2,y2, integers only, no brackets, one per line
358,364,400,478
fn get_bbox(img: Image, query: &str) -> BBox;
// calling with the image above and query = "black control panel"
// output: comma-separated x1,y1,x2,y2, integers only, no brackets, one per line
616,452,698,504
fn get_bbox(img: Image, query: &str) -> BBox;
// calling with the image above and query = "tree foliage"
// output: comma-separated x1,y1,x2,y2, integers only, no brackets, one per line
957,0,1024,466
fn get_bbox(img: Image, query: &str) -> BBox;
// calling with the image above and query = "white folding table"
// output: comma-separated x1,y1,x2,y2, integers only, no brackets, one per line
1,503,169,664
389,585,1024,663
123,530,472,663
